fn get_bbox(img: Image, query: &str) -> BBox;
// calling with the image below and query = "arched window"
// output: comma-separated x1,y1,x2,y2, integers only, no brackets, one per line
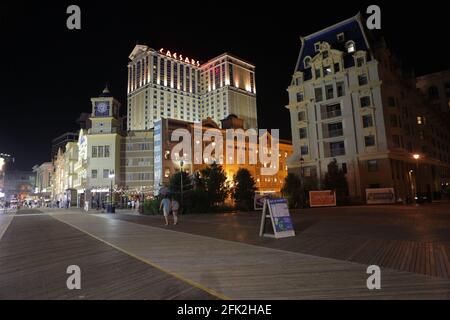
346,41,356,53
303,56,311,68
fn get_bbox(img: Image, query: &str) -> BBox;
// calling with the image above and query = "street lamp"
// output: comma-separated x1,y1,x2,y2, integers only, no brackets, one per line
180,160,184,214
299,157,304,207
413,154,420,204
108,170,115,213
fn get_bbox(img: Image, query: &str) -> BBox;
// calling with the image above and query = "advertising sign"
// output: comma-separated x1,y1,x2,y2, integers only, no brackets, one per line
366,188,395,204
260,198,295,239
309,190,337,207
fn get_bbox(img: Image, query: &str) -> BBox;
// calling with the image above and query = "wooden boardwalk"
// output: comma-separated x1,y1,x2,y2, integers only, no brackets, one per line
0,214,215,300
49,212,450,299
109,205,450,280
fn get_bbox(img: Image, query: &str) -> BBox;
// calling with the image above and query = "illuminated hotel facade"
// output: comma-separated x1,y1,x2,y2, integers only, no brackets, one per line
127,45,258,131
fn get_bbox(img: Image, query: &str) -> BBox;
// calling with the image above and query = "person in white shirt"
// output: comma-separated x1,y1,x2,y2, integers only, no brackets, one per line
159,196,172,226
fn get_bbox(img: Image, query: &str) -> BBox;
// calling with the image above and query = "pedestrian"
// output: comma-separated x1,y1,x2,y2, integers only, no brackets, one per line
159,195,172,226
131,199,135,210
171,197,179,225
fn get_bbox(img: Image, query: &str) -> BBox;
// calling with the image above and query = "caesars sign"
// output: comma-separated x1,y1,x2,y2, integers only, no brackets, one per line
309,190,336,208
366,188,395,204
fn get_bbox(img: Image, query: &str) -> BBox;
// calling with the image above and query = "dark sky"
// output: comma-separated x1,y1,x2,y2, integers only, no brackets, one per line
1,1,449,170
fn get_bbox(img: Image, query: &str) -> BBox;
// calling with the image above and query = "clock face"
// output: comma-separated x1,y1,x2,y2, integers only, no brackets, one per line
95,102,110,116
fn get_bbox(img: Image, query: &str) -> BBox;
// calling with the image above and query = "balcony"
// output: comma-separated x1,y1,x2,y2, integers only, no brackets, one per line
321,110,342,119
324,128,344,139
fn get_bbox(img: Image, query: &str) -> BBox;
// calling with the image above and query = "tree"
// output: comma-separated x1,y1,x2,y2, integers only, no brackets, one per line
323,158,349,202
168,170,192,202
201,162,230,205
232,168,257,211
281,173,302,208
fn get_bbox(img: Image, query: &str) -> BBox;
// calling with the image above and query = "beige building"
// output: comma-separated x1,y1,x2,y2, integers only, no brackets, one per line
127,45,257,131
33,162,53,204
286,14,450,203
153,115,292,195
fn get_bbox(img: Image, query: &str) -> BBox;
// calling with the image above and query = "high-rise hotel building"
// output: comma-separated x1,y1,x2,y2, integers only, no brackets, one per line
286,13,450,202
127,44,258,131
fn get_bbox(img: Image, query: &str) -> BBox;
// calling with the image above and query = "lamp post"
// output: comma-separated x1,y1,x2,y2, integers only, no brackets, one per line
180,160,184,214
413,154,420,204
299,157,304,207
108,170,115,213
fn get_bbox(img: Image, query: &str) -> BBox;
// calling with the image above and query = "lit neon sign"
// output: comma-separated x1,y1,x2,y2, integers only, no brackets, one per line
159,48,200,67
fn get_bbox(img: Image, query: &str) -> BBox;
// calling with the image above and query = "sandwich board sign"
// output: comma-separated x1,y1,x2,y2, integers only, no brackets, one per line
259,198,295,239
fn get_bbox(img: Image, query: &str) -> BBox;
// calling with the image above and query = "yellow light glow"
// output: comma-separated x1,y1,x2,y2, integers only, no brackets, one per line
413,154,420,160
0,157,4,171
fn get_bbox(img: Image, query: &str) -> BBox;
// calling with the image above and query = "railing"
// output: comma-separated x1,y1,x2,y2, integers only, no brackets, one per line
321,110,342,119
325,129,344,138
330,148,346,157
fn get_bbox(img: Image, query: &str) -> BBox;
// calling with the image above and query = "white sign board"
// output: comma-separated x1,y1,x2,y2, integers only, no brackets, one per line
259,198,295,239
366,188,395,204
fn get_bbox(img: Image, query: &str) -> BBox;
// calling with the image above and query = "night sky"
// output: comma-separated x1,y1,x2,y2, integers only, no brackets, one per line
1,1,449,170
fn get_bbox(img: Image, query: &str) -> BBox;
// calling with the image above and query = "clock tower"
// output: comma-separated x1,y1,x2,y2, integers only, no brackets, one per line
90,85,122,134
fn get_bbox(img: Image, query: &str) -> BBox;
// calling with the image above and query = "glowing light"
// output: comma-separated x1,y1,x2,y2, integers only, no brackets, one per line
413,154,420,160
159,48,200,67
0,157,4,171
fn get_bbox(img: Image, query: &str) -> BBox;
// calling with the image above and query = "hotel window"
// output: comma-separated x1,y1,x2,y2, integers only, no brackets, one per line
153,56,158,84
296,92,304,103
167,61,172,86
301,145,309,155
136,61,141,88
298,111,306,122
303,56,311,68
367,160,378,172
336,82,345,97
159,58,165,85
186,68,190,92
325,84,334,100
314,42,320,52
337,33,345,42
417,116,425,125
322,51,329,59
229,64,234,86
250,72,255,93
104,145,110,158
364,135,376,147
356,57,365,67
103,169,109,179
328,122,343,138
92,146,97,158
222,66,226,87
315,68,321,79
358,74,368,86
428,86,439,100
180,65,184,91
214,67,220,89
173,63,178,89
346,41,355,53
323,66,332,76
91,170,97,179
330,141,345,157
360,96,371,108
315,87,323,102
299,127,308,139
392,135,401,148
362,115,373,128
388,97,396,107
390,114,399,127
334,63,340,73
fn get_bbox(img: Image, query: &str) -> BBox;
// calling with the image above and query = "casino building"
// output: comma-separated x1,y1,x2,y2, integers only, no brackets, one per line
127,45,258,131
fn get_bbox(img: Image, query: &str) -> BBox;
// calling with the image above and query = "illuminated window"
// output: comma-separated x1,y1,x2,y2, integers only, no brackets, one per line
417,116,425,125
346,41,355,53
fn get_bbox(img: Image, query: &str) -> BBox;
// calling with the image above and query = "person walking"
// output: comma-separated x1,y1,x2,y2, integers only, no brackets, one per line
159,195,172,226
171,197,180,225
